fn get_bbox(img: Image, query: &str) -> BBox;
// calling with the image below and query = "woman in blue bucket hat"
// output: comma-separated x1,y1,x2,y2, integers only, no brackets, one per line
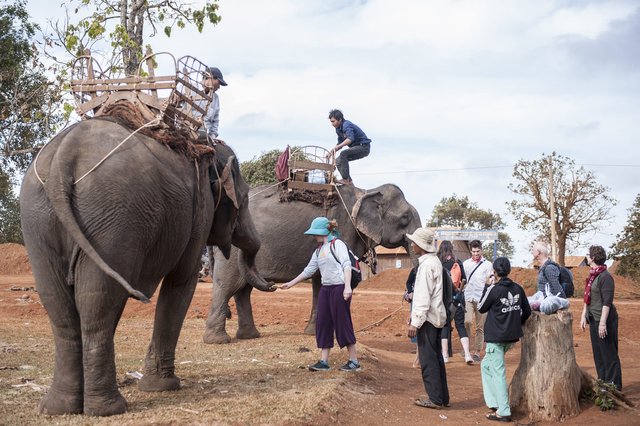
280,217,361,372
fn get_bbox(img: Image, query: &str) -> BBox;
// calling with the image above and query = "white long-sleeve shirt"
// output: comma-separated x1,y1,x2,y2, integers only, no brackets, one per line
462,256,494,302
301,239,351,285
410,253,447,329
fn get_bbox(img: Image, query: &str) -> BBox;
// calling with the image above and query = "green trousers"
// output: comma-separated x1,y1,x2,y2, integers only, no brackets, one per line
481,342,513,417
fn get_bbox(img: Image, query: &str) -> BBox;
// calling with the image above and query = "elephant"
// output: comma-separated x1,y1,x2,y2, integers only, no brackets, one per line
19,115,272,416
203,183,421,344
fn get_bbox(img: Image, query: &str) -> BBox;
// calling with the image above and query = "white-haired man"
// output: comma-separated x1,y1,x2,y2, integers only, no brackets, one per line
531,241,566,298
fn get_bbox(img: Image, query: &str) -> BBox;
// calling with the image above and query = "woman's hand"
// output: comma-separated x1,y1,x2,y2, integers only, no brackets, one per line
598,322,607,339
280,281,294,290
343,287,352,301
580,315,587,331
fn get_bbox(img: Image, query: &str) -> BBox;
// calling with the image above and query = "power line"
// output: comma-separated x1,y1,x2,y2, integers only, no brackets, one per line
355,163,640,176
357,165,512,175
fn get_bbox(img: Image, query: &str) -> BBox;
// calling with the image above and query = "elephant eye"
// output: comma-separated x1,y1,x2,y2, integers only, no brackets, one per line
399,213,409,226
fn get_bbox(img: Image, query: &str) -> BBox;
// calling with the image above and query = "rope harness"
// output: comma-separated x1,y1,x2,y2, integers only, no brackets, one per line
33,117,163,186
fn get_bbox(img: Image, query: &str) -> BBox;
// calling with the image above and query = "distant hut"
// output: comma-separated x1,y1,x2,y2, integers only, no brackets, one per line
360,246,411,280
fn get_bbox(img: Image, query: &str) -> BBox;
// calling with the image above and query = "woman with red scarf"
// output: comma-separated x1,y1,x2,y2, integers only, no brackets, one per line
579,245,622,390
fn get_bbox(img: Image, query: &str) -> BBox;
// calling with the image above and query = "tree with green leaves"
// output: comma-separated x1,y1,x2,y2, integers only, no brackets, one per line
508,152,617,265
611,194,640,281
0,170,22,243
240,148,284,187
427,194,514,260
46,0,221,76
1,0,63,169
1,0,64,243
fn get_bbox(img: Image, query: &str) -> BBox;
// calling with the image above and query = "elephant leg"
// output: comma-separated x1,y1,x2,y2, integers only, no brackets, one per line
203,276,237,344
75,260,129,416
303,275,321,335
32,255,84,415
235,285,260,340
139,263,198,392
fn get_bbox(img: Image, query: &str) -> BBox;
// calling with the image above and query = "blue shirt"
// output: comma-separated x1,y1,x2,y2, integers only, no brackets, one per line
203,92,220,138
336,119,371,147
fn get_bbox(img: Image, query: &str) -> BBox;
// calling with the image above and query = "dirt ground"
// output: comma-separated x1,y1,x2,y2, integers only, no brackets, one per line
1,244,640,425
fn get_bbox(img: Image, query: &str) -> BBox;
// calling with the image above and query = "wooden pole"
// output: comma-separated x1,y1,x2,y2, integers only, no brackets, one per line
548,154,557,261
145,46,157,99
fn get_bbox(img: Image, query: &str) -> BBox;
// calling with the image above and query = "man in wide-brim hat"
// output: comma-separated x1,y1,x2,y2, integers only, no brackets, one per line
406,227,450,410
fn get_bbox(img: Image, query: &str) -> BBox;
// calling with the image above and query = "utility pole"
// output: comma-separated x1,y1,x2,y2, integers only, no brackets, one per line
548,154,557,261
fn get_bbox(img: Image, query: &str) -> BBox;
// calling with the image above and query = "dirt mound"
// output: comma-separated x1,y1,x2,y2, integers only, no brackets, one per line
362,268,410,291
508,266,639,298
0,244,31,275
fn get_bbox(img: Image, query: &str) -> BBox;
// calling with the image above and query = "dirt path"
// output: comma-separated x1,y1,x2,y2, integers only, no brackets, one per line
1,273,639,425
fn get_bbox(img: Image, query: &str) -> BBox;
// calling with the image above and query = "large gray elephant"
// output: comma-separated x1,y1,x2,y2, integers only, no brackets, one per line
19,116,272,416
203,183,421,344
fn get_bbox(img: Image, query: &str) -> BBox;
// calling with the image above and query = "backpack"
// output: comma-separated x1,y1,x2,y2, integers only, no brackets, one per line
450,261,462,289
542,261,575,298
327,239,362,289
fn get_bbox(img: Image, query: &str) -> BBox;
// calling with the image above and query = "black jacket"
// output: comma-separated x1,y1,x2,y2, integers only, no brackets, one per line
478,278,531,343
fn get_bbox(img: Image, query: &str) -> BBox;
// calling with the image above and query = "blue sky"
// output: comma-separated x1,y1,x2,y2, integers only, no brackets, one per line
26,0,640,265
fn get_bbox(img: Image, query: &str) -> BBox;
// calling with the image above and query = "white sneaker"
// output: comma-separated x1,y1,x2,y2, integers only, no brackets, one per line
442,355,449,363
465,355,474,365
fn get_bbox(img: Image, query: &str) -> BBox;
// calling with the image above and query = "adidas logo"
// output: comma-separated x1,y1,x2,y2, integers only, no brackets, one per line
499,292,521,313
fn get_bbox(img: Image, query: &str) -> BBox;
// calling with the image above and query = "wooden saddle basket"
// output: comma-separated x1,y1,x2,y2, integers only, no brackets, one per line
70,49,213,136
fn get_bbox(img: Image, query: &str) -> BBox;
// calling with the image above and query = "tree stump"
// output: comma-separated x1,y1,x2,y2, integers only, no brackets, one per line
509,310,591,421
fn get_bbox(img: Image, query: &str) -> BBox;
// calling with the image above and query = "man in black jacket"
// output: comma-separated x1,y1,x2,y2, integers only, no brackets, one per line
477,257,531,422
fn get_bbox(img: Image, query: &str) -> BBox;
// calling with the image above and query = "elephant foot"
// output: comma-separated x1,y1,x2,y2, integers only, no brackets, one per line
236,326,260,340
303,322,316,336
138,372,181,392
38,388,83,415
83,392,127,416
202,328,232,344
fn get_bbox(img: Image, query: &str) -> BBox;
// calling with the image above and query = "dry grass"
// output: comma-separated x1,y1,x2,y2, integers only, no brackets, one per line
0,318,359,425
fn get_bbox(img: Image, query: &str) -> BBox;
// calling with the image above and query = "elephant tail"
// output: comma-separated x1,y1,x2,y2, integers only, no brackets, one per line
45,132,150,303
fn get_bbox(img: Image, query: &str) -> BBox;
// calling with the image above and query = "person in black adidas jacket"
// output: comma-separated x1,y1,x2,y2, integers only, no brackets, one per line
477,257,531,422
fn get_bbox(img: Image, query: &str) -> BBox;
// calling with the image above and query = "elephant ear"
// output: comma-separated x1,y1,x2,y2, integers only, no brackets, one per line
219,155,239,209
351,191,383,245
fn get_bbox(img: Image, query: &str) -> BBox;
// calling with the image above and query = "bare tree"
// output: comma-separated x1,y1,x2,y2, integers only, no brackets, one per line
508,152,617,265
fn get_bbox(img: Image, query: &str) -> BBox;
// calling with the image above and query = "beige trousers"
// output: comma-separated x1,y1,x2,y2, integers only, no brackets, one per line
464,299,487,354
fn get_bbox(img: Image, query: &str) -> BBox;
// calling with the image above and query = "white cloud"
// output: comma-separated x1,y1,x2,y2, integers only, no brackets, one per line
535,1,637,39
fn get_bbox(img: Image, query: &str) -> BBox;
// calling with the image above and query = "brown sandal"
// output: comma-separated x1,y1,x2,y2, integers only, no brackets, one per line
414,398,443,409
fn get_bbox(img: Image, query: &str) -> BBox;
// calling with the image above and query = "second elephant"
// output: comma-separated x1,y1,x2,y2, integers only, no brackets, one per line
203,183,421,344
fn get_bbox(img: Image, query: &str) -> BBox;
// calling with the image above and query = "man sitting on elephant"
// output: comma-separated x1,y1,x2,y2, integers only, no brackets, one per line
327,109,371,186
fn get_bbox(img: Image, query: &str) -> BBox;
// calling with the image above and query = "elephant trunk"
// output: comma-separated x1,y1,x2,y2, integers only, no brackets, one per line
238,251,274,292
233,204,275,292
404,237,419,268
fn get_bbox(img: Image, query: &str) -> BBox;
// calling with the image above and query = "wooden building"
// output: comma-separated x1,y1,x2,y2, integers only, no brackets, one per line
360,239,472,280
360,246,411,280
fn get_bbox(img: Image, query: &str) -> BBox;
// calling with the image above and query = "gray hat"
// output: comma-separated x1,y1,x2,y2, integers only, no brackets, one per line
205,66,228,86
406,228,437,253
